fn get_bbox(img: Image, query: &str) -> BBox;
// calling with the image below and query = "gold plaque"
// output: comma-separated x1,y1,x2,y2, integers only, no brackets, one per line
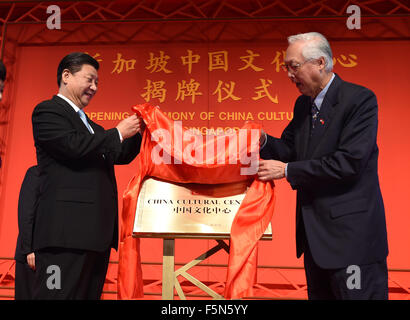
133,178,272,239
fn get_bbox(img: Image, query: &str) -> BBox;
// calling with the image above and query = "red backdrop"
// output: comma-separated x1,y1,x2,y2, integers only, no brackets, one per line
1,39,409,297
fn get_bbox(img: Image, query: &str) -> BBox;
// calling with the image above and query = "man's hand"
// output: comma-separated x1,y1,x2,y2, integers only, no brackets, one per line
258,159,287,181
26,252,35,270
138,117,146,135
116,115,145,140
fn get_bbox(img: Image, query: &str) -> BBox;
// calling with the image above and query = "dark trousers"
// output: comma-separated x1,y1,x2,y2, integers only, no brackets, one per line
303,243,388,300
32,247,111,300
15,260,36,300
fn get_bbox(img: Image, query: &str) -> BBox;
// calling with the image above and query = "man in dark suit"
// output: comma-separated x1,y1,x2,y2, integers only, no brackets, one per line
14,166,40,299
258,32,388,299
31,52,144,299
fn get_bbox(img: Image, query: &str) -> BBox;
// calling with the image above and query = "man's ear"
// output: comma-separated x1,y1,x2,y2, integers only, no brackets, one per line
61,69,71,86
318,57,326,71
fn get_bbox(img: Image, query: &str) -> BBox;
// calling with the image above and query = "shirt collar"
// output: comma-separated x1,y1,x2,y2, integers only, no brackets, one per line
313,73,335,111
57,93,81,113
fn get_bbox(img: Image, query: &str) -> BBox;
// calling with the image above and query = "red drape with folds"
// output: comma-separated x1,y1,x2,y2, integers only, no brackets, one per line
117,103,275,299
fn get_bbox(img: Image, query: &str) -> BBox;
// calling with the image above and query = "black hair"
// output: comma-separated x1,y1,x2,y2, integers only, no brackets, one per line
57,52,99,87
0,60,6,82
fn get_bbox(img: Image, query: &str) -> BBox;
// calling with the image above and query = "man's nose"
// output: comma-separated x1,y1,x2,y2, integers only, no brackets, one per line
90,81,97,91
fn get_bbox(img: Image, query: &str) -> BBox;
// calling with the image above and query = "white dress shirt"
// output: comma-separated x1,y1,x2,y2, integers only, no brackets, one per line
57,93,123,141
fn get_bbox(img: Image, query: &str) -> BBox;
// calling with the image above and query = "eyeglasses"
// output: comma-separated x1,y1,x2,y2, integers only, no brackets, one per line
282,59,315,74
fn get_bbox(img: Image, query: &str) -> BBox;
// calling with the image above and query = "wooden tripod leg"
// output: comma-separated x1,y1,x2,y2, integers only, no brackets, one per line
162,238,175,300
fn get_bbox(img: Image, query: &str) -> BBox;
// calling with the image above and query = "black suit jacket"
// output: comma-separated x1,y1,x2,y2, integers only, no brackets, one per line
32,95,141,252
260,74,388,269
14,166,40,263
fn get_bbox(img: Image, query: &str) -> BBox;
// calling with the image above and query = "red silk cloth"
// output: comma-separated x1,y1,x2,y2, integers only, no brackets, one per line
117,103,275,299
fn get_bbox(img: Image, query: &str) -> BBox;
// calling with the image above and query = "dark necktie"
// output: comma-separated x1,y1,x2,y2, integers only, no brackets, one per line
311,102,319,130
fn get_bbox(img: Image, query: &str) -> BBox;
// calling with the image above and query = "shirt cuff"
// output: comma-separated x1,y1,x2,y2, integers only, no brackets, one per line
285,163,288,178
260,132,268,150
117,128,123,142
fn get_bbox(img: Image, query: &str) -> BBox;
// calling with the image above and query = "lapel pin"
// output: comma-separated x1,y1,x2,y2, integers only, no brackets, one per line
320,119,325,125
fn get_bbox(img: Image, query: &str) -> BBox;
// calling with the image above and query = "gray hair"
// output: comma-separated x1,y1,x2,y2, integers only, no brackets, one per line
287,32,333,72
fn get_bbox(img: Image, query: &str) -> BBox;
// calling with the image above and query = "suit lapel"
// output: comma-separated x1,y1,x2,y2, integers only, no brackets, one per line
306,74,342,158
87,116,102,134
52,95,93,134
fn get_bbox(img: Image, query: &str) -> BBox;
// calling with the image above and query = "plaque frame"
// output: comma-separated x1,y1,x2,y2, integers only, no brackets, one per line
132,177,273,300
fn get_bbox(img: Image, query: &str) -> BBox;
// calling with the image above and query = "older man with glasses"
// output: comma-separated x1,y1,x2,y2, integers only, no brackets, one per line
258,32,388,300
